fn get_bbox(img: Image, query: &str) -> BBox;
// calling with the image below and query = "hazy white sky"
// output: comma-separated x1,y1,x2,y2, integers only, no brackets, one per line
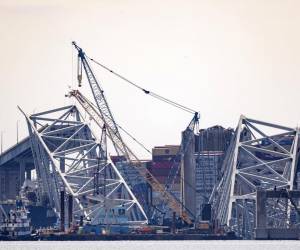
1,0,300,158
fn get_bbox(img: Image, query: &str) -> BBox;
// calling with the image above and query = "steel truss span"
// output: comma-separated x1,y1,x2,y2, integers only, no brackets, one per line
19,105,147,225
211,115,299,239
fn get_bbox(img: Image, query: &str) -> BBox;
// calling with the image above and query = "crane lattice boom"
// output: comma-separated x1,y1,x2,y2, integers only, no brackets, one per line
70,41,194,224
69,89,192,224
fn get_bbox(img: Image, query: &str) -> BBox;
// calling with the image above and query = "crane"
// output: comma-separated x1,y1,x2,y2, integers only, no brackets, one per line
68,41,196,224
164,112,199,193
151,112,199,222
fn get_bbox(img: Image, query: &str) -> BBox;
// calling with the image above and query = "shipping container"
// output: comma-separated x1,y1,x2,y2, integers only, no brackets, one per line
152,155,178,162
152,162,175,169
152,145,180,156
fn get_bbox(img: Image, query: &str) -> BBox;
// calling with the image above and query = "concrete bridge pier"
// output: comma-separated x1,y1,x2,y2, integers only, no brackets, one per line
26,169,31,180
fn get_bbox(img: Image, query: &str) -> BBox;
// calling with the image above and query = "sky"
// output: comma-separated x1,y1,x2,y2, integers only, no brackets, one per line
1,0,300,158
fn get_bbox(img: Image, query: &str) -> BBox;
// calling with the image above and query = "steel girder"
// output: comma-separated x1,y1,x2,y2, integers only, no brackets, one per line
19,105,147,225
211,115,299,238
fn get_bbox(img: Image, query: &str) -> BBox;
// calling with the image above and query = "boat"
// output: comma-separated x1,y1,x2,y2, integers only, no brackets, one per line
0,199,32,238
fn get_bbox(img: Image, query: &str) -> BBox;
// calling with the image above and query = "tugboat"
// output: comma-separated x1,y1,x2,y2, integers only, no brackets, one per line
0,199,32,239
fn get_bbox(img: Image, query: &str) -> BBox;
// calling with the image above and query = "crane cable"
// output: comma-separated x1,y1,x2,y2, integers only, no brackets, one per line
86,55,200,190
93,98,198,195
86,56,197,115
89,101,152,155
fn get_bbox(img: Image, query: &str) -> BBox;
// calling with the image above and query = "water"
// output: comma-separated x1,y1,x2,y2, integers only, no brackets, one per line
0,241,299,250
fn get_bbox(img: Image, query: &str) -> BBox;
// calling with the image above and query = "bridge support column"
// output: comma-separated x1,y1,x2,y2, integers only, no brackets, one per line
26,169,31,180
19,161,25,188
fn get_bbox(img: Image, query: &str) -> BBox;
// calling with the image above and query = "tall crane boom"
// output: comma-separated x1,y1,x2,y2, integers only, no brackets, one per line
70,42,192,224
69,90,192,224
72,42,129,158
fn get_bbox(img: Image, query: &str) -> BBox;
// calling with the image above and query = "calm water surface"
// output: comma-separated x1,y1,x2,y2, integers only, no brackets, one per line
0,241,299,250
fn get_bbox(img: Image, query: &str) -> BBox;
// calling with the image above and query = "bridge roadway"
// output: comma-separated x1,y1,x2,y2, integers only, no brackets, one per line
0,135,34,201
0,123,78,201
